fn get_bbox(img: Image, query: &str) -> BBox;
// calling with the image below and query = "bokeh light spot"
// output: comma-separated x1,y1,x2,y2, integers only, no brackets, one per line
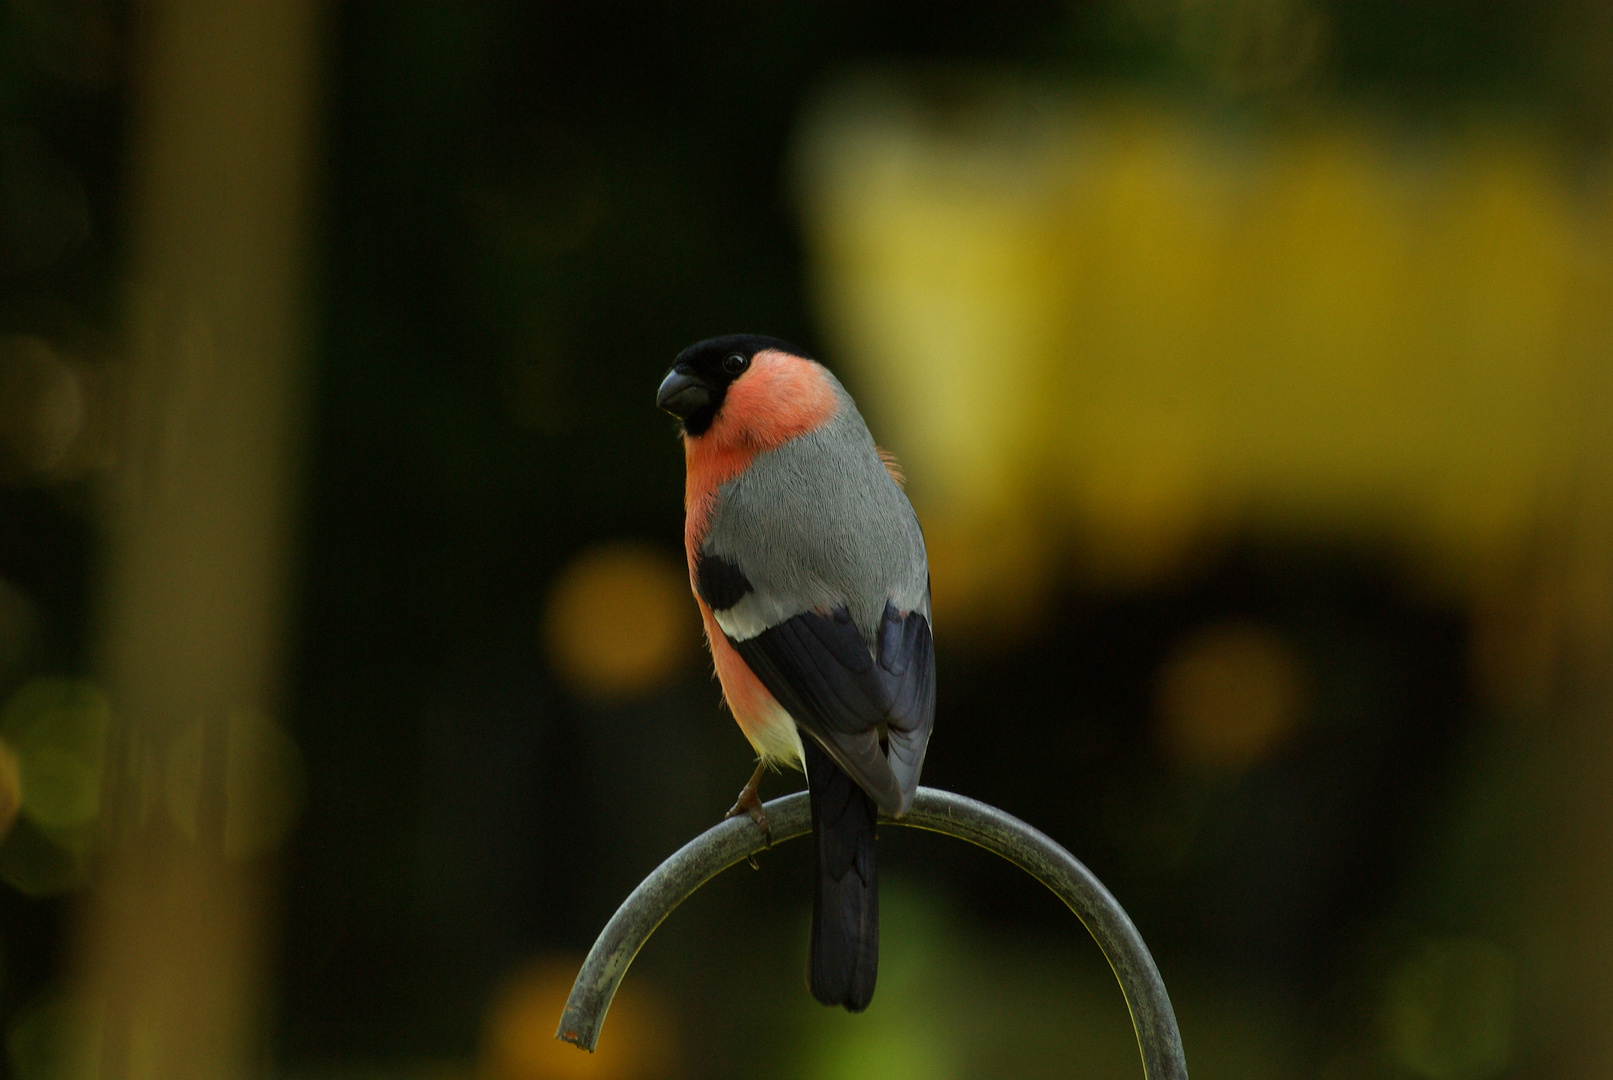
481,956,680,1080
0,336,84,485
797,882,962,1080
544,543,694,700
0,678,109,833
1155,622,1305,772
0,740,21,842
18,746,97,831
1385,938,1513,1080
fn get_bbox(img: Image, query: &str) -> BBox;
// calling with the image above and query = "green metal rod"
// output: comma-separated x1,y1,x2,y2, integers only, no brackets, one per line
556,787,1188,1080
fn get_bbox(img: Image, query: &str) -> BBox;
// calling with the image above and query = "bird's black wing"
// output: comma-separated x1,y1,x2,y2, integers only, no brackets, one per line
695,553,935,815
739,608,934,817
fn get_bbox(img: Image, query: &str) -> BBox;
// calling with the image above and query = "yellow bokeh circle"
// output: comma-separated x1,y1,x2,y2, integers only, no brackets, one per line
1156,622,1306,773
544,543,694,700
481,955,680,1080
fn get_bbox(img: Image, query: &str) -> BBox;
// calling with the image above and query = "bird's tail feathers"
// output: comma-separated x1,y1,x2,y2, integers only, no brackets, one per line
803,737,879,1012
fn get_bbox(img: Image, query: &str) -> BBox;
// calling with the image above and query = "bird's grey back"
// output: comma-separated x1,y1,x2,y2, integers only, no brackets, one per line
701,375,929,646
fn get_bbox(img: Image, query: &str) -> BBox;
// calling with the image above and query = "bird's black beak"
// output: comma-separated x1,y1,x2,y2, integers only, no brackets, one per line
657,368,712,419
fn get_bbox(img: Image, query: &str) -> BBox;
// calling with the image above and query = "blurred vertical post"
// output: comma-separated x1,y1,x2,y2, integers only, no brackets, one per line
1543,315,1613,1070
74,2,320,1079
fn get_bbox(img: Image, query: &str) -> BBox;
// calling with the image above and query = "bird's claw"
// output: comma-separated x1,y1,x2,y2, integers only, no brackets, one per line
725,763,772,848
725,786,771,843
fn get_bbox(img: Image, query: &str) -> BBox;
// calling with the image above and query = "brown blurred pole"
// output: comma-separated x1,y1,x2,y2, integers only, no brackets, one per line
1544,343,1613,1071
75,2,321,1079
1463,241,1613,1073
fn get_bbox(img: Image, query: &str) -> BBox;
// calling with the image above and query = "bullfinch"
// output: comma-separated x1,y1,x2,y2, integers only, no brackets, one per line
656,335,935,1013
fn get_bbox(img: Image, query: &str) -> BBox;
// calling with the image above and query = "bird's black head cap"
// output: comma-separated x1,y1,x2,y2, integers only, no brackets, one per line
657,334,810,436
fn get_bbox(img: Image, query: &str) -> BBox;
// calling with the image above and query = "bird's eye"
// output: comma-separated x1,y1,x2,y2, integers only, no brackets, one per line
722,352,748,375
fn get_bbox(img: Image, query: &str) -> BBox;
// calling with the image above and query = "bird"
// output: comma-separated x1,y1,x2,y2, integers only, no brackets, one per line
657,334,935,1013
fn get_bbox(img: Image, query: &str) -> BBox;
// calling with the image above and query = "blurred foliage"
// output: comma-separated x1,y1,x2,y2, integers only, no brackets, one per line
798,81,1604,618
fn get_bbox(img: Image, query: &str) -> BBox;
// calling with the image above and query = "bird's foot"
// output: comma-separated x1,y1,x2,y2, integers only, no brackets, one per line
725,762,771,846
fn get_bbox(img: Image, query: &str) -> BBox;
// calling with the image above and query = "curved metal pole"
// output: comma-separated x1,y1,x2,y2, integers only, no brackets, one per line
556,787,1188,1080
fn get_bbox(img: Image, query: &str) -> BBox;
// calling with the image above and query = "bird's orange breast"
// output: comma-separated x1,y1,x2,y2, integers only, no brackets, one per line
695,594,803,765
680,349,836,768
681,349,838,556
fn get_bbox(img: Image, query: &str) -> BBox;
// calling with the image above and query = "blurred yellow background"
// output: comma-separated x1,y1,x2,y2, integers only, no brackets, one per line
800,85,1602,615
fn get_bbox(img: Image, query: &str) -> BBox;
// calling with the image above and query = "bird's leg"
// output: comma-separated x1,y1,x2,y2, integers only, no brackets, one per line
725,760,771,842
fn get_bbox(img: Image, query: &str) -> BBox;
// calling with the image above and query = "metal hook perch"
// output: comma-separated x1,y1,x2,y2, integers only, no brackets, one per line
556,787,1188,1080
